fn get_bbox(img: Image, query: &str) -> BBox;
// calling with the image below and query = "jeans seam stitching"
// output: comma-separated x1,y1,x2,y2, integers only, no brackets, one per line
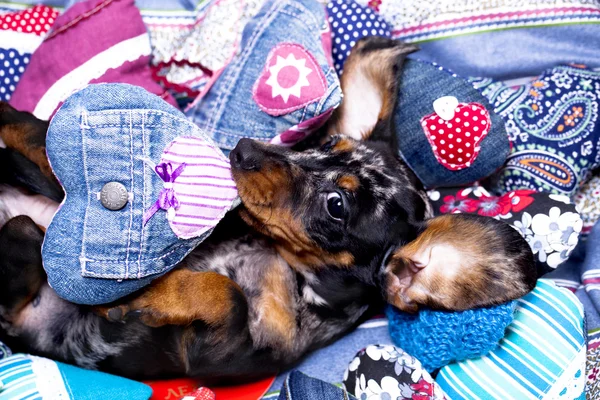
125,110,134,279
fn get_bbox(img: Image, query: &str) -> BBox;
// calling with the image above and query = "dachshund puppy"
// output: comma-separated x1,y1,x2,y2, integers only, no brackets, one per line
0,38,537,382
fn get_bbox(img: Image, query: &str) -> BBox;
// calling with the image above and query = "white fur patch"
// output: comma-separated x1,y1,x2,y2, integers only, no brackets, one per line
334,71,382,140
302,285,329,306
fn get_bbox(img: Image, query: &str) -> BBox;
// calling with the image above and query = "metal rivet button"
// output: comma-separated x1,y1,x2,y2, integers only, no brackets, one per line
100,182,128,211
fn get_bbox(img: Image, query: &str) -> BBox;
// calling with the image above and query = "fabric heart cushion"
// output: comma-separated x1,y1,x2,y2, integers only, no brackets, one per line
42,83,239,305
427,185,582,274
394,60,510,188
186,0,341,151
471,64,600,197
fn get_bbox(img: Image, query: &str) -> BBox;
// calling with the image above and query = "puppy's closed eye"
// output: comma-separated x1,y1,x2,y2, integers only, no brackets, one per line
385,214,537,313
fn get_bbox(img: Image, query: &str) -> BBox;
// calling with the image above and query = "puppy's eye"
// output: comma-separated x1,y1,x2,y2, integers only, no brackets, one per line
326,192,344,220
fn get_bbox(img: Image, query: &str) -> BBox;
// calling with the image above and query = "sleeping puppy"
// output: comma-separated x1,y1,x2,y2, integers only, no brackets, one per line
0,38,537,382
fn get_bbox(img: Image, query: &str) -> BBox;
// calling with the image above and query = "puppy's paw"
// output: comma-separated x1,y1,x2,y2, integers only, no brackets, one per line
385,214,537,312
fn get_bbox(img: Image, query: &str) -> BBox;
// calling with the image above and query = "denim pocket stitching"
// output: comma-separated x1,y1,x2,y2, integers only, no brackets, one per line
78,239,193,279
124,110,135,279
138,110,148,279
86,110,197,129
80,110,93,278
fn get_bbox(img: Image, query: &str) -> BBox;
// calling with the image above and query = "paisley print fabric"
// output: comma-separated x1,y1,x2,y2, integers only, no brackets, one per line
471,64,600,197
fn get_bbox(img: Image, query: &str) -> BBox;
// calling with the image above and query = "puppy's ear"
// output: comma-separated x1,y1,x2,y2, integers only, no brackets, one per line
0,102,53,180
384,214,537,313
327,38,418,147
0,216,46,314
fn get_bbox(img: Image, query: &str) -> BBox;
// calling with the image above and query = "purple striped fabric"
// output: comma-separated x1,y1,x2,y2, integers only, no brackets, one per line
9,0,176,120
160,135,238,239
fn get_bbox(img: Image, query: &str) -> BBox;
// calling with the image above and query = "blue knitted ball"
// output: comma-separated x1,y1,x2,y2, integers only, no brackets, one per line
386,302,516,372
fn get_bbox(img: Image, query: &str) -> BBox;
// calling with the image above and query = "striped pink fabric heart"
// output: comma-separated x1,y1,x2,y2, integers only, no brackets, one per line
159,136,238,239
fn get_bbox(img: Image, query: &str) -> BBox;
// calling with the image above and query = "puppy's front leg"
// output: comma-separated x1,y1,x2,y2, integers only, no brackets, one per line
96,269,246,329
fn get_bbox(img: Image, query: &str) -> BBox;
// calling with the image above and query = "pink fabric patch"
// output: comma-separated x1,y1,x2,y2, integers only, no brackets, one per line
271,108,334,146
421,102,491,171
159,136,238,239
253,43,327,116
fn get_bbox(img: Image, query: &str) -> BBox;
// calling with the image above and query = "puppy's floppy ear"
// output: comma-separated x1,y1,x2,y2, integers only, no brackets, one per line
327,38,418,147
0,103,62,201
0,102,53,181
0,216,46,314
384,214,537,313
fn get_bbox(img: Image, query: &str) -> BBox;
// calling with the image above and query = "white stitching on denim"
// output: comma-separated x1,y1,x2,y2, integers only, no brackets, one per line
86,110,193,127
74,244,190,279
125,110,134,280
80,110,92,277
138,111,147,278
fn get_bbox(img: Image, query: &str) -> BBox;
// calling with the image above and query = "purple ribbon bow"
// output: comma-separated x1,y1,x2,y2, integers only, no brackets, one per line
143,162,186,225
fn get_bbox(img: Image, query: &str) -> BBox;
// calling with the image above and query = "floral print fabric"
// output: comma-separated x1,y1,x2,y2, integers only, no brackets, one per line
428,186,582,274
343,345,446,400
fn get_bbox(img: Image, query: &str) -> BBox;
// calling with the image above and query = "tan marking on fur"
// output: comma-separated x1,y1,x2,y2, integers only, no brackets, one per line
233,158,355,271
96,269,243,328
337,175,360,192
253,257,296,350
332,137,355,153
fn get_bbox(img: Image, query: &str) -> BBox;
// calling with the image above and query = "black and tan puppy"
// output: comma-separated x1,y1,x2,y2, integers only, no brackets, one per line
0,38,536,383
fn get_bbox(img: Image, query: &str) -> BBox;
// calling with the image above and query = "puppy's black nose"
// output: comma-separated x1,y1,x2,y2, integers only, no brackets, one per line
230,138,263,171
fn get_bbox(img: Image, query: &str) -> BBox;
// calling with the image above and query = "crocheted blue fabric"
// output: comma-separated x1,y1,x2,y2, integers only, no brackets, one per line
386,301,516,372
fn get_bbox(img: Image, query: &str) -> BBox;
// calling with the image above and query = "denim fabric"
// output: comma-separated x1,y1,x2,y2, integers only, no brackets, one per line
186,0,342,151
408,25,600,81
395,60,510,189
278,371,356,400
42,83,238,305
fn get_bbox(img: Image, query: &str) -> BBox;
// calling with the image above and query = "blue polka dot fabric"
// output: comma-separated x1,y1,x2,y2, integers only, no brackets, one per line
0,49,29,102
327,0,391,75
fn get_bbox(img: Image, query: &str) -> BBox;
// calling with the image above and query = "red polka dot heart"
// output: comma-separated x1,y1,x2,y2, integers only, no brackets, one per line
420,96,492,171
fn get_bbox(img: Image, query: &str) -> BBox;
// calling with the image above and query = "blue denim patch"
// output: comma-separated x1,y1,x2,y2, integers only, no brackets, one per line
279,371,356,400
42,83,238,305
396,60,510,188
186,0,341,151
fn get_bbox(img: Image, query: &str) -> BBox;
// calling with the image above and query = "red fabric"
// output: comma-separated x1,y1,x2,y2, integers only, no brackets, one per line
146,376,275,400
0,5,58,35
421,102,491,171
